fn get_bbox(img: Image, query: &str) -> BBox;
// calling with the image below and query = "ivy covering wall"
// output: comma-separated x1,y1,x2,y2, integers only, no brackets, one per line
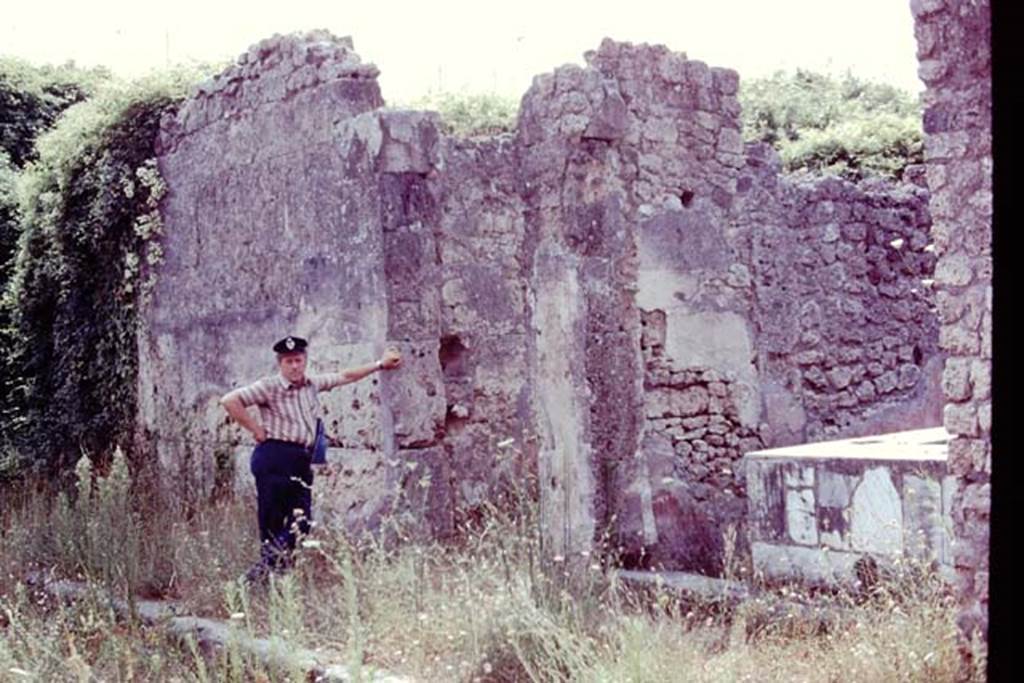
1,70,204,476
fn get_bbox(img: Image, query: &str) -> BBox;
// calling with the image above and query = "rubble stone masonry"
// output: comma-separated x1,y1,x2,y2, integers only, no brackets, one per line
910,0,991,652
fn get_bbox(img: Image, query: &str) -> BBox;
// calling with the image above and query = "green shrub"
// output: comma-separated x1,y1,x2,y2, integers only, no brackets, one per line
1,60,109,454
0,152,19,445
740,69,924,181
405,91,519,137
2,68,206,474
0,150,17,273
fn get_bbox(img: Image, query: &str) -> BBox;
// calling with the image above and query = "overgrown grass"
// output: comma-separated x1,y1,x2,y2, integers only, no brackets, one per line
0,448,983,682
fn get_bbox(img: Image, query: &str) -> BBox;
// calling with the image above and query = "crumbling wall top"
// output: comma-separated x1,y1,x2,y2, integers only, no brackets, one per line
157,30,381,154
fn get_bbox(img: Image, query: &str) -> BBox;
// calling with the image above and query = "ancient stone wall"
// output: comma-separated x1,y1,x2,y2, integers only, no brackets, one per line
435,135,538,520
745,166,941,446
143,31,943,573
143,32,385,502
911,0,991,652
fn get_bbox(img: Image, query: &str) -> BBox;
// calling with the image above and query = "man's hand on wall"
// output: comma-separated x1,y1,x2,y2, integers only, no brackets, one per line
380,348,402,370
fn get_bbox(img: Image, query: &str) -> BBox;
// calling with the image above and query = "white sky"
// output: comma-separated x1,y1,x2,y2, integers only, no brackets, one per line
2,0,922,102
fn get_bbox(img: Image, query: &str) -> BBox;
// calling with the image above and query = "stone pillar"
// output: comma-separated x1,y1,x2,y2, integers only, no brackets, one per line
516,47,658,564
910,0,991,654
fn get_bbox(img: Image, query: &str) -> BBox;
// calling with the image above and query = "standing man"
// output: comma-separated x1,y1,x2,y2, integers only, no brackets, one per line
220,335,401,582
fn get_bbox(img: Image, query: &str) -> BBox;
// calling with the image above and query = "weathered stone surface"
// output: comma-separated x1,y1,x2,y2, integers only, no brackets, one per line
783,464,813,489
377,110,442,174
786,488,817,545
747,428,951,584
751,542,860,585
902,473,951,566
315,448,389,534
746,173,940,445
745,458,785,543
817,471,858,508
850,467,903,557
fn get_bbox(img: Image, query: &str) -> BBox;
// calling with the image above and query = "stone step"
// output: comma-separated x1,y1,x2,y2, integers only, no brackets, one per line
26,572,410,683
616,569,751,601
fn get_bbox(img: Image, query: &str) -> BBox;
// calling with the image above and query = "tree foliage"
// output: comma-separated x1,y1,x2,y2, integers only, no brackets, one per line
0,57,110,168
0,150,18,281
739,69,924,181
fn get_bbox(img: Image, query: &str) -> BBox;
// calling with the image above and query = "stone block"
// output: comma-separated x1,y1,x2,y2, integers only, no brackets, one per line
314,447,390,532
716,128,744,156
381,341,447,449
977,401,991,433
827,366,854,390
751,542,860,586
970,359,990,400
941,357,972,401
378,110,442,174
711,67,739,96
873,371,898,394
960,483,991,516
917,59,947,84
943,402,978,437
903,474,945,564
947,438,987,477
817,471,858,508
582,86,628,141
786,488,818,545
854,380,876,402
745,460,786,542
395,446,454,538
925,132,970,160
910,0,946,19
939,325,981,355
850,467,903,557
935,252,974,287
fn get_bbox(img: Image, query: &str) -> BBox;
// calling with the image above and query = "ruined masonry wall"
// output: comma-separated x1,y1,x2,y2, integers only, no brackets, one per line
745,164,941,447
144,32,942,574
911,0,991,651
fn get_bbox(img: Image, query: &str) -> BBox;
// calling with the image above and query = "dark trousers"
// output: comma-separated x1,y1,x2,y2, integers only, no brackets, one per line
250,439,313,572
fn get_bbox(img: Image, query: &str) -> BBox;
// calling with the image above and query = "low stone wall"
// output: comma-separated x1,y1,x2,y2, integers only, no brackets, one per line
746,427,954,586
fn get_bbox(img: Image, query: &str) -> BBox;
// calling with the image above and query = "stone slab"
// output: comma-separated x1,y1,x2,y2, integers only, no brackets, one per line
751,542,861,585
747,427,949,462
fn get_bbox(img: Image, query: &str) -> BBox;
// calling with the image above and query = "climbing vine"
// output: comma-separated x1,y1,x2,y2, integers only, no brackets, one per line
2,69,205,475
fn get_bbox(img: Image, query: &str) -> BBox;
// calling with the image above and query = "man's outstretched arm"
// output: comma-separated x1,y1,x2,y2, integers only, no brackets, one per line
331,348,402,387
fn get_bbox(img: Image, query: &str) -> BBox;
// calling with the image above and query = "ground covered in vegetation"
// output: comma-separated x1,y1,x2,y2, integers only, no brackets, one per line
0,452,982,682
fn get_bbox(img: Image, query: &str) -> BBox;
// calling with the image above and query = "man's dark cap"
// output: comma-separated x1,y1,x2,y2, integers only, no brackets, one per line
273,335,308,354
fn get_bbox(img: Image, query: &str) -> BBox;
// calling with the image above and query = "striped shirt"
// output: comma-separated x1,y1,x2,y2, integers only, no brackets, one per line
235,373,347,447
